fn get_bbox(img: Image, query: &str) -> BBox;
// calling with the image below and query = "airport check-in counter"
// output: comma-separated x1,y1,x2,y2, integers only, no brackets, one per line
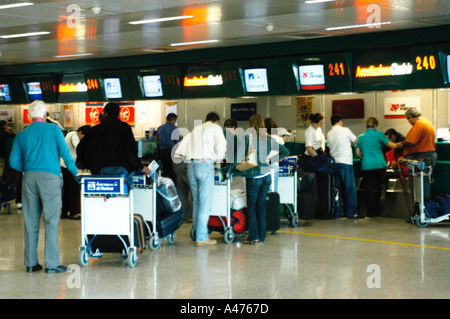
284,141,450,219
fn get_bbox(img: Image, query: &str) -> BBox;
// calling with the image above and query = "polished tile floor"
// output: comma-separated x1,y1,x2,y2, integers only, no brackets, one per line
1,208,449,299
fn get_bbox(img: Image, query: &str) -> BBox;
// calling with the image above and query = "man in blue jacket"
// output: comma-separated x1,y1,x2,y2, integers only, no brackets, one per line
10,100,79,273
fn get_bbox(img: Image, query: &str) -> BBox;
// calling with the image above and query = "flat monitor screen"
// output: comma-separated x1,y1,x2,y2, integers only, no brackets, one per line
27,82,43,101
0,84,11,102
298,64,325,90
104,78,122,99
244,68,269,93
143,75,163,97
447,55,450,83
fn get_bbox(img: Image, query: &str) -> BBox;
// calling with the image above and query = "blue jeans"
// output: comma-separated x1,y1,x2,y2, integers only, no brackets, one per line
245,175,272,242
188,161,214,242
334,164,357,217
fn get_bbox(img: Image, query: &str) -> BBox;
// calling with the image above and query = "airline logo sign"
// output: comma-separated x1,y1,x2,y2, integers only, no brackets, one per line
85,102,135,125
384,97,421,119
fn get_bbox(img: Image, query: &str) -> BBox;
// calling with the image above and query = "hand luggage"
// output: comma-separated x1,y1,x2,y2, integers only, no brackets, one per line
156,177,182,213
86,214,147,254
0,179,16,204
300,171,318,204
133,214,147,253
298,191,316,220
208,209,247,234
265,192,281,232
155,210,184,238
315,172,337,219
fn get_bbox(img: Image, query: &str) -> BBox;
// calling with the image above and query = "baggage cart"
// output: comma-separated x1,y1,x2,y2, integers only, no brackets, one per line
133,168,178,250
190,170,236,244
404,159,450,227
78,174,138,267
278,159,299,226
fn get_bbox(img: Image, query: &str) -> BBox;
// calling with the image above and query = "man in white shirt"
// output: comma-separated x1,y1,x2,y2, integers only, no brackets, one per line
176,112,227,246
327,114,362,219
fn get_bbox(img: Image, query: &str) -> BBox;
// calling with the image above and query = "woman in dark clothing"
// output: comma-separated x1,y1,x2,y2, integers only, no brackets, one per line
237,114,289,245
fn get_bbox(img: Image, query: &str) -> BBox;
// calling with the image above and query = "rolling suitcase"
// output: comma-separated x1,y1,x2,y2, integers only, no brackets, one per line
0,179,16,204
155,210,184,238
133,214,147,253
298,191,316,220
315,172,337,219
87,214,147,254
265,192,281,232
299,171,318,204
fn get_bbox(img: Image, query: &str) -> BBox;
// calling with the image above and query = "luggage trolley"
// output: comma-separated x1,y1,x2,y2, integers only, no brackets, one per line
278,157,299,227
404,159,450,227
78,174,138,267
133,162,178,250
190,170,235,244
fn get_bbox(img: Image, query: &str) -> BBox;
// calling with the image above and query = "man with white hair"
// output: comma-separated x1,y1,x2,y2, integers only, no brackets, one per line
10,100,79,273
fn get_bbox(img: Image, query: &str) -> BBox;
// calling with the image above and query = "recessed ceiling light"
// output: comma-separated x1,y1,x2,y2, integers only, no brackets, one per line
129,15,194,25
0,31,50,39
326,21,391,31
0,2,34,10
55,53,93,58
170,39,219,47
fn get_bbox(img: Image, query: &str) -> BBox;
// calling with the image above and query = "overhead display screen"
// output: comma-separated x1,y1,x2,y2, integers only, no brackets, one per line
27,82,43,101
0,84,11,102
446,55,450,83
58,73,89,102
244,68,269,93
143,75,163,97
298,64,326,90
103,78,122,99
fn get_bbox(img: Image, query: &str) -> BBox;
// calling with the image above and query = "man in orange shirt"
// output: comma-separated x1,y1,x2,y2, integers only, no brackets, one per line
398,108,437,200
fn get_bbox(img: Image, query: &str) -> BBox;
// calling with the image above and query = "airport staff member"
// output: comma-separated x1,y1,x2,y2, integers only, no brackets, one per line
398,108,437,200
9,100,79,273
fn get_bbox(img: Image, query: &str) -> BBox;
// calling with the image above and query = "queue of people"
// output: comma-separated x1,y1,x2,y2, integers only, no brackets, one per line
8,99,436,273
304,108,436,220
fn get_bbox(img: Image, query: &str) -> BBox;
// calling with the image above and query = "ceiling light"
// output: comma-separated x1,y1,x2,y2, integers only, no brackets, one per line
55,53,93,58
170,39,219,47
0,2,34,10
326,21,391,31
0,31,50,39
129,15,193,25
304,0,336,3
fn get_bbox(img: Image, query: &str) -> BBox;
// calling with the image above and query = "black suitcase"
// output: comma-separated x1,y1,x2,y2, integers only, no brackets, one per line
315,173,337,219
156,210,184,238
298,191,316,220
87,214,147,254
300,171,318,204
265,192,281,233
0,179,16,204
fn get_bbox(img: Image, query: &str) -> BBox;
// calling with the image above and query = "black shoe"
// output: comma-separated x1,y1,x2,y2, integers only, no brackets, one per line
45,265,67,273
26,264,43,273
348,214,365,219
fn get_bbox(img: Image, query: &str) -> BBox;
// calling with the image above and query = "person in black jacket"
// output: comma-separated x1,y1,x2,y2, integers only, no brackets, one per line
77,102,150,176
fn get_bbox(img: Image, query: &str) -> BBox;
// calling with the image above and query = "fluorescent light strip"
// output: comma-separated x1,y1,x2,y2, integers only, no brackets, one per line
171,39,219,47
129,15,193,25
326,21,391,31
55,53,93,58
0,2,34,10
0,31,50,39
305,0,336,3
